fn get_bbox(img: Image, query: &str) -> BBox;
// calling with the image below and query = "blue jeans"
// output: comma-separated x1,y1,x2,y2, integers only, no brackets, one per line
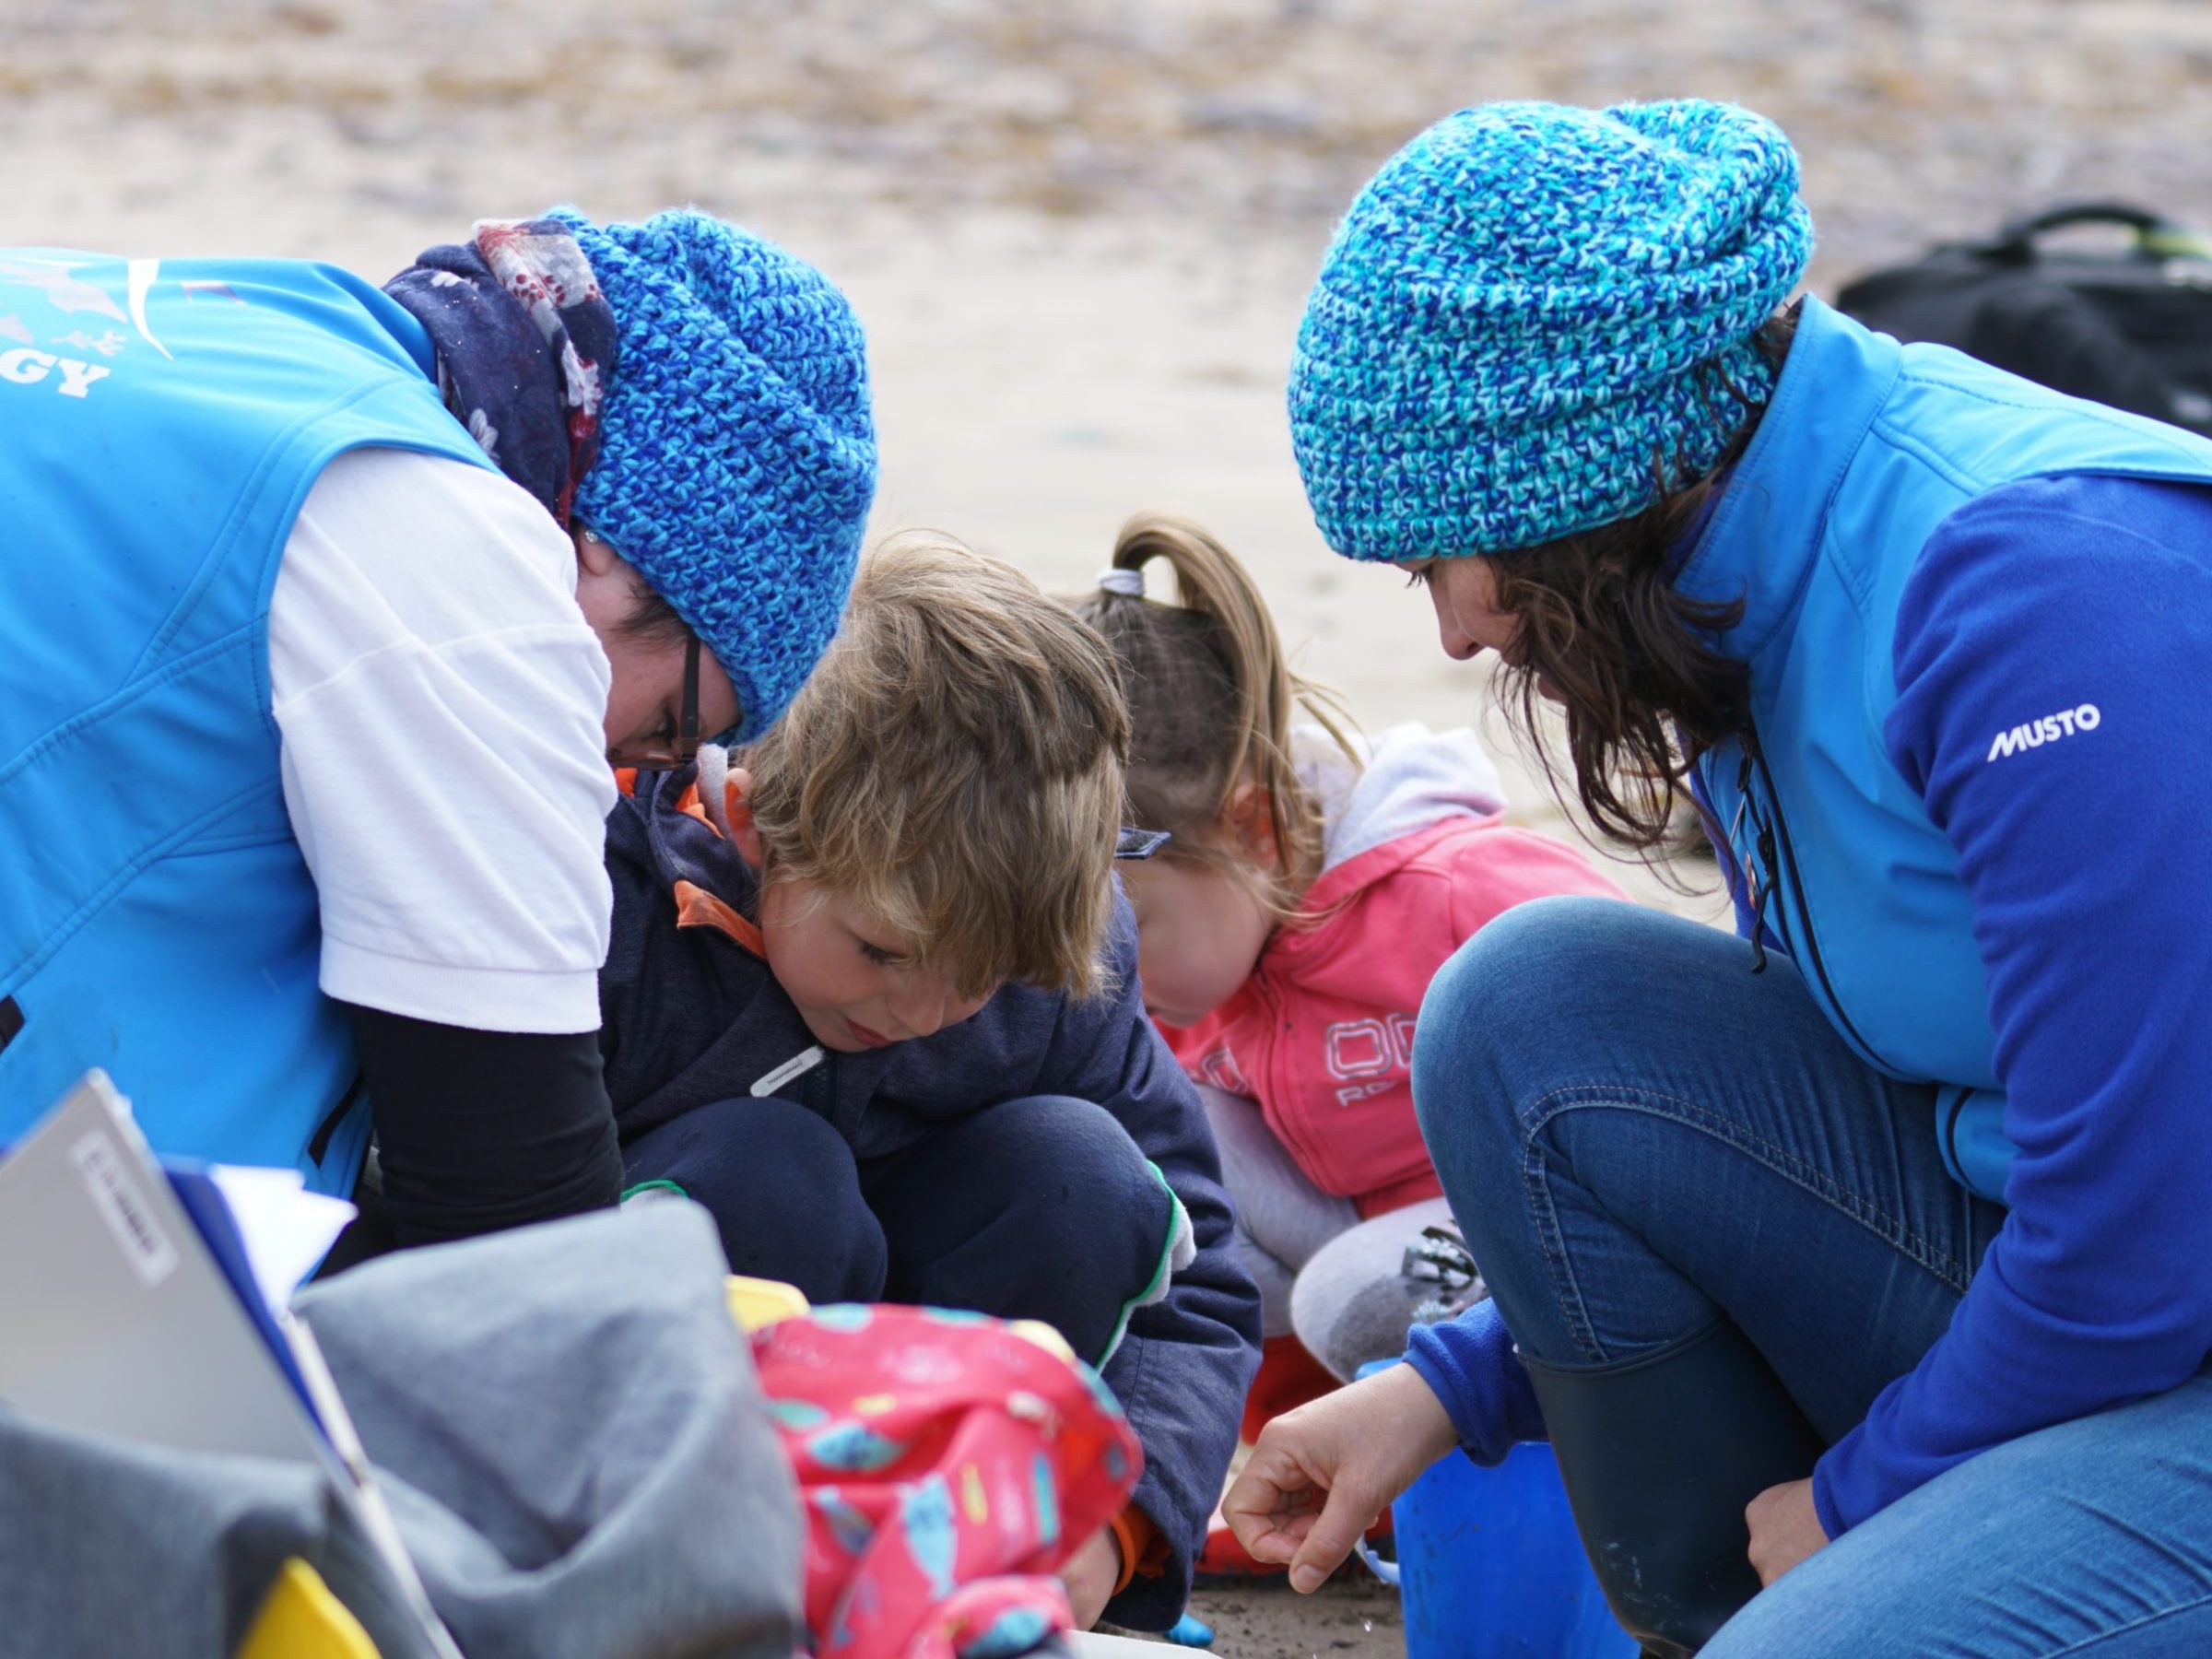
1416,896,2212,1655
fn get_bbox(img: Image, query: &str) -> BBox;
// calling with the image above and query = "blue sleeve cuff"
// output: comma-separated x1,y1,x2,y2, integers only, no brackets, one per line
1811,1449,1853,1540
1403,1300,1548,1465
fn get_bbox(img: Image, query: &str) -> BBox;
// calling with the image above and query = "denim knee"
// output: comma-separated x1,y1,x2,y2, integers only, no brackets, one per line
1704,1371,2212,1657
622,1097,887,1302
1415,899,1618,1203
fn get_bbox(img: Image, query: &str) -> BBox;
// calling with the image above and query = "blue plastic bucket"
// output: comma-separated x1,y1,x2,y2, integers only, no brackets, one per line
1393,1442,1635,1659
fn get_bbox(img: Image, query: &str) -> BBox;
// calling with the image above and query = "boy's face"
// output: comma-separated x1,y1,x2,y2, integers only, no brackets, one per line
756,876,997,1053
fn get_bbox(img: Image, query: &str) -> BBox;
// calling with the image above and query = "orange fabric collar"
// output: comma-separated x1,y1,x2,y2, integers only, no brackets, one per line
673,879,766,957
625,769,768,957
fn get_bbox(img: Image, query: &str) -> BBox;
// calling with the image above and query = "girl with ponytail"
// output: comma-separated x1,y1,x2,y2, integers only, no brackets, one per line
1072,513,1626,1572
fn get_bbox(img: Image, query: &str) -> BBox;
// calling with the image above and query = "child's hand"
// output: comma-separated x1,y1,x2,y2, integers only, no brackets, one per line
1058,1524,1122,1629
1221,1362,1459,1592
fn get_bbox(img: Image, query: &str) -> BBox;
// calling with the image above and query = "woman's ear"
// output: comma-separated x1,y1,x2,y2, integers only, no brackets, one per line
724,765,768,869
574,524,623,580
1227,781,1279,871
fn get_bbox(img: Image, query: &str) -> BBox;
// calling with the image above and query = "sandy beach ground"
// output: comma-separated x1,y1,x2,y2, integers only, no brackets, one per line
12,0,2212,1649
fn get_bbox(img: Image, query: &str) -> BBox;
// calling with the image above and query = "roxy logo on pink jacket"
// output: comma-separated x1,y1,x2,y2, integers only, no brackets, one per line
1324,1013,1419,1106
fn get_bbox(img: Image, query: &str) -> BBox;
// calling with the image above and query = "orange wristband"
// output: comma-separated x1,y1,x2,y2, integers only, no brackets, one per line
1105,1505,1164,1595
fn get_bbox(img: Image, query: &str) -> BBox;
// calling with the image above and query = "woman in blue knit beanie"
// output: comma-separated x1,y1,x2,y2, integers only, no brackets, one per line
1224,100,2212,1657
0,208,875,1273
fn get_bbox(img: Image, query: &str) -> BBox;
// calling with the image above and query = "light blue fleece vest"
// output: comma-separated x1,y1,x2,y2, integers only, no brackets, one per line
0,251,495,1192
1689,300,2212,1202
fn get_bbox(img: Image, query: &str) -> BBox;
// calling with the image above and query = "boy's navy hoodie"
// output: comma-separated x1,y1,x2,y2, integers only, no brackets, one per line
599,761,1263,1628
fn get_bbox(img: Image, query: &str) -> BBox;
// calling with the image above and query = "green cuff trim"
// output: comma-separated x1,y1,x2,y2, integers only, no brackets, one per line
619,1178,689,1203
1097,1159,1191,1367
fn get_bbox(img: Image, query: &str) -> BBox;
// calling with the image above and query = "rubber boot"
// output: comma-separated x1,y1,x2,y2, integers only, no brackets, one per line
1522,1317,1825,1658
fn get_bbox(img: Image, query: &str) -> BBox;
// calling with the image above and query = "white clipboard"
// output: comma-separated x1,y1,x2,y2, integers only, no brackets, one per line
0,1070,462,1659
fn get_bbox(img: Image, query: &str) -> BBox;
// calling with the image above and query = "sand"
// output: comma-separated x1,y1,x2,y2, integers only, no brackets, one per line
12,1,2212,1648
16,0,2212,892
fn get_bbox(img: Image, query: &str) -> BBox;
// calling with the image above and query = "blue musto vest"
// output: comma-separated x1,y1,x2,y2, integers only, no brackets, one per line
1690,299,2212,1203
0,251,495,1193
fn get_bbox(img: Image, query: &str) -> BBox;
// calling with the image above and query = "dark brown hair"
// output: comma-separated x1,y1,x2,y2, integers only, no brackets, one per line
618,564,690,648
1071,513,1359,913
1484,304,1800,854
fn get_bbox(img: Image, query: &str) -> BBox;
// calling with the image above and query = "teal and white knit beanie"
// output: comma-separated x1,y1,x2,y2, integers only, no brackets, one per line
558,207,877,739
1290,100,1813,562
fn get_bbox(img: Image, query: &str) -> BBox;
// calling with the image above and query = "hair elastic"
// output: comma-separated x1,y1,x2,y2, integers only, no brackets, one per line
1095,568,1145,598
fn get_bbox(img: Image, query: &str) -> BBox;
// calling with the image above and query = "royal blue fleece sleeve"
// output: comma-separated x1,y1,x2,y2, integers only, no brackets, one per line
1815,474,2212,1535
1405,1298,1550,1465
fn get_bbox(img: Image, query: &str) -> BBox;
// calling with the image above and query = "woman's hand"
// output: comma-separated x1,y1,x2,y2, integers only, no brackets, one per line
1746,1477,1829,1585
1058,1525,1121,1630
1221,1361,1461,1592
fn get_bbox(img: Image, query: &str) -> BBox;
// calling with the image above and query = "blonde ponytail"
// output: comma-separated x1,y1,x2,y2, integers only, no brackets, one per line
1073,512,1359,909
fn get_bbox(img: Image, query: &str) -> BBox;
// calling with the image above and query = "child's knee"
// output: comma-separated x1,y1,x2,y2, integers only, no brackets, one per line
623,1098,886,1302
975,1095,1182,1351
992,1096,1171,1248
1290,1196,1464,1382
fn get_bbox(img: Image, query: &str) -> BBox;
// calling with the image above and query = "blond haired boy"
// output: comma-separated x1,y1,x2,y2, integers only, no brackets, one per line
597,534,1262,1631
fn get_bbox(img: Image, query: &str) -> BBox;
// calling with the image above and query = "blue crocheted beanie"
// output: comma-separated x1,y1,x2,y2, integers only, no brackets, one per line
1290,100,1813,562
556,207,876,739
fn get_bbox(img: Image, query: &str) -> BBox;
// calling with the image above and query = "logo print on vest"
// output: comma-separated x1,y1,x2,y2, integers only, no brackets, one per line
1987,703,2100,762
0,348,111,398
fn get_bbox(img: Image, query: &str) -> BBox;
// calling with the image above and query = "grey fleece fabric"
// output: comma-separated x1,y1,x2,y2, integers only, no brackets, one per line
0,1201,803,1659
0,1410,439,1658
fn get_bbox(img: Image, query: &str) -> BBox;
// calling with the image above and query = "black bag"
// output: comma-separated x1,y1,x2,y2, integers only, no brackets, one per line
1836,202,2212,438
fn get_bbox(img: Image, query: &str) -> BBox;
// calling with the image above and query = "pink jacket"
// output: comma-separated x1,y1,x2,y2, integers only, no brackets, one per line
1160,725,1627,1216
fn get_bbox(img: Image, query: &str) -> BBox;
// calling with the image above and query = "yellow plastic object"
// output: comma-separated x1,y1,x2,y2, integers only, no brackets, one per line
724,1277,1075,1365
237,1558,380,1659
727,1274,811,1333
1008,1318,1076,1364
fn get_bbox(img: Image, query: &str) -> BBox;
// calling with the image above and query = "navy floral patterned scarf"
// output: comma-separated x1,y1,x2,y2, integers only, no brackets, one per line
384,218,618,525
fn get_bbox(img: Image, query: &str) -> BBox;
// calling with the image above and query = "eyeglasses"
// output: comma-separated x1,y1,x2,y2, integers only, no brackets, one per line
611,632,702,773
1113,827,1171,861
587,520,706,774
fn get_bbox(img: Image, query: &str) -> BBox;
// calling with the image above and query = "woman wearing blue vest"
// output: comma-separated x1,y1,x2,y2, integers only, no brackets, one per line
0,212,876,1252
1221,101,2212,1656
